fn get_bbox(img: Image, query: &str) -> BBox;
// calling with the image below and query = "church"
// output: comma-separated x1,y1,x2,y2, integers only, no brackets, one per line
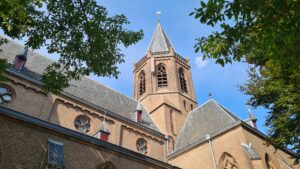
0,21,299,169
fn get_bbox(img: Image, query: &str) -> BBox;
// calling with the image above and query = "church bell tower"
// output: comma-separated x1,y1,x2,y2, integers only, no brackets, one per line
133,20,197,150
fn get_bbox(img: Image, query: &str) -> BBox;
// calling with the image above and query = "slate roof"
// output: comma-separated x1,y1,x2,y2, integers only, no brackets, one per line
148,22,173,53
174,99,241,151
0,38,160,132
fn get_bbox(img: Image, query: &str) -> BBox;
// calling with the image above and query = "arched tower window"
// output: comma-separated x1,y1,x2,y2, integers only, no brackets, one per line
265,154,277,169
139,71,146,96
218,152,239,169
179,68,188,93
157,64,168,87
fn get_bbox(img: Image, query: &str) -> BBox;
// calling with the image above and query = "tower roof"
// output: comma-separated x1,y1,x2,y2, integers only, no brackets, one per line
148,22,173,53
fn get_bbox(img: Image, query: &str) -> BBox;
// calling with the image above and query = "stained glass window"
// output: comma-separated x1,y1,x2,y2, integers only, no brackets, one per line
136,138,148,154
74,115,91,133
0,87,13,104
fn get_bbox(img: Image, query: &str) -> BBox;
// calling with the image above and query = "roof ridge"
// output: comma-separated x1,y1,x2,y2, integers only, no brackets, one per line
213,100,241,121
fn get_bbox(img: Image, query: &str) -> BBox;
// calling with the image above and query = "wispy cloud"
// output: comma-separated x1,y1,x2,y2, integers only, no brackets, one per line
195,56,208,69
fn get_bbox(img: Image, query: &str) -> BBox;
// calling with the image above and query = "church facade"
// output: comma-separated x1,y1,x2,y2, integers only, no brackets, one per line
0,21,299,169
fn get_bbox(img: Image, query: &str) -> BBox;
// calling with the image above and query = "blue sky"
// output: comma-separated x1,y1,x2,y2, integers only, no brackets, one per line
95,0,268,133
2,0,269,134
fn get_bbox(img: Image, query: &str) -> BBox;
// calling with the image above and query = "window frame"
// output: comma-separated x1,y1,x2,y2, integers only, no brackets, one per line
179,68,188,93
74,115,91,133
138,71,146,96
156,64,168,87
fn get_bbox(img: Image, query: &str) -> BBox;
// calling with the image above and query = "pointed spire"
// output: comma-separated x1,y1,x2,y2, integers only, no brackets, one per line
100,110,109,133
136,101,142,111
148,16,174,53
100,120,109,133
247,106,257,122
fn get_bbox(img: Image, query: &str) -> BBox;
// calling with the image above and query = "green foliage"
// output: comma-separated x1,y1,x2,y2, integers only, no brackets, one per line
191,0,300,159
0,0,143,93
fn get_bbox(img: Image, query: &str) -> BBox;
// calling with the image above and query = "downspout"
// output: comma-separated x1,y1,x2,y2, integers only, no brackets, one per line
206,134,217,169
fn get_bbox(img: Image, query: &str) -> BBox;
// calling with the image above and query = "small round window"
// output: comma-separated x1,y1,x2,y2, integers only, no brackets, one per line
74,115,91,133
136,138,148,154
0,87,13,104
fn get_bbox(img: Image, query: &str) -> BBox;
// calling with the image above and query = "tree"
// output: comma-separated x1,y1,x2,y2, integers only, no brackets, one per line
0,0,143,93
190,0,300,159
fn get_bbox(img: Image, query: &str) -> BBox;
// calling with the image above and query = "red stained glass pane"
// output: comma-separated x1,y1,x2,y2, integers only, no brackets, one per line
100,132,109,141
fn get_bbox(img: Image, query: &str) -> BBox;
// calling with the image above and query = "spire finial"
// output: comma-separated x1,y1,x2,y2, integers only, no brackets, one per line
208,92,213,99
156,11,161,22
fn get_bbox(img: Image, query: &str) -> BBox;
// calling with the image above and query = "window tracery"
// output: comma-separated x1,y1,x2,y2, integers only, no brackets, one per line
179,68,188,92
218,152,239,169
0,86,13,104
74,115,91,133
136,138,148,154
157,64,168,87
139,71,146,96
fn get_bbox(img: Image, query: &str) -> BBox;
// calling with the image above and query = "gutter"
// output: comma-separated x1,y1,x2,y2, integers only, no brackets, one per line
0,106,179,169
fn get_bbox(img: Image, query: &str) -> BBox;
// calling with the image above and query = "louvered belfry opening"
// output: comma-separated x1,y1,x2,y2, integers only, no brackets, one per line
157,64,168,87
179,68,188,92
139,71,146,96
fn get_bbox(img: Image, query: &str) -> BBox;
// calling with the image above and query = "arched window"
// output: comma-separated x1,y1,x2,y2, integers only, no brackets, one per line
190,104,193,111
74,115,91,133
136,138,148,154
139,71,146,96
218,152,239,169
265,154,277,169
99,162,117,169
179,68,188,93
0,86,13,104
157,64,168,87
183,100,186,110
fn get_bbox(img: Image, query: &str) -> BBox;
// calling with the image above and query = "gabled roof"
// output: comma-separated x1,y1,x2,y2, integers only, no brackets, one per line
0,38,160,132
148,22,173,53
174,99,241,151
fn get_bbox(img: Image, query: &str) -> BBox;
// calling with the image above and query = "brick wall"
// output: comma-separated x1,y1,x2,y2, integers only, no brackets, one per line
0,108,177,169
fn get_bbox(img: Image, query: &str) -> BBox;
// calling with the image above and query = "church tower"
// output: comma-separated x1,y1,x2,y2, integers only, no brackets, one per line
133,21,197,150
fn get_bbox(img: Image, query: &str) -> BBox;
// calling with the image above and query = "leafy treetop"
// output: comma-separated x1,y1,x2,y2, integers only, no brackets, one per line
191,0,300,161
0,0,143,93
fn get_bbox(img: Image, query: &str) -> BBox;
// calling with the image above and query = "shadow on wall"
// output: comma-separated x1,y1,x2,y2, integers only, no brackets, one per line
0,112,167,169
